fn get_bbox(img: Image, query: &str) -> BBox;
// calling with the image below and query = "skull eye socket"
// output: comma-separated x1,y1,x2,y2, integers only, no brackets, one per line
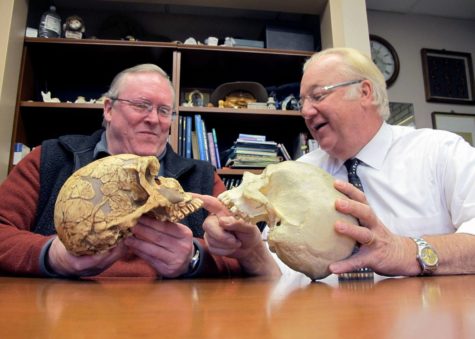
275,220,281,227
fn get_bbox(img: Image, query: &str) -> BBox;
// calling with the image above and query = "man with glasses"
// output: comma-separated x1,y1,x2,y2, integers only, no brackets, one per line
294,47,475,277
0,63,279,279
202,47,475,279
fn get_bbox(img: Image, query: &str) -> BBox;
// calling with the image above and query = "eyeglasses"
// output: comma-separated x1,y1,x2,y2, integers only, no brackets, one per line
298,79,364,110
110,97,175,119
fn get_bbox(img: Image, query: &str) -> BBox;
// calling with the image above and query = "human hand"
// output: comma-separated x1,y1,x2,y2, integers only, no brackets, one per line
196,194,281,277
329,180,420,276
48,236,128,277
124,215,194,278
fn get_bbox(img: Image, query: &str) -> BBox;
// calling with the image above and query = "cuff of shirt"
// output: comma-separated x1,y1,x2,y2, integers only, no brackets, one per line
457,219,475,235
39,237,62,277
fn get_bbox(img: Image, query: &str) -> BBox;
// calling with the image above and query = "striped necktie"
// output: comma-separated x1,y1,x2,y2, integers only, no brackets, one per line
340,158,373,280
344,158,364,191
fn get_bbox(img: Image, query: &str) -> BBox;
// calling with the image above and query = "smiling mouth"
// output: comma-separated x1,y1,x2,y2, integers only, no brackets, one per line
139,131,158,136
314,122,328,131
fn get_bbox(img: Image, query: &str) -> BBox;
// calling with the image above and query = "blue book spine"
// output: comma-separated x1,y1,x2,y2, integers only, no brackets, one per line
212,128,221,169
194,114,206,160
185,116,192,158
201,120,210,162
178,116,183,156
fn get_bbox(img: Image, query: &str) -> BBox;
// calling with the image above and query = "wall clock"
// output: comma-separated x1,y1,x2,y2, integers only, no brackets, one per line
370,34,400,87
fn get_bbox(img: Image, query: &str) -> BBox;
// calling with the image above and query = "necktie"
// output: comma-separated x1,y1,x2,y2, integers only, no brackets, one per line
344,158,364,191
340,158,373,280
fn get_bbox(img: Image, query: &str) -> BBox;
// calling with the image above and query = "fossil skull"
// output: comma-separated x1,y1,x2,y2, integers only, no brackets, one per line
218,161,356,280
54,154,203,255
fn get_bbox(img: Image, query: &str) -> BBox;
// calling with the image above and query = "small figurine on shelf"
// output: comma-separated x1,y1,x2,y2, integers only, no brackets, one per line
282,94,300,111
41,91,60,103
38,5,62,38
63,15,85,39
267,96,276,109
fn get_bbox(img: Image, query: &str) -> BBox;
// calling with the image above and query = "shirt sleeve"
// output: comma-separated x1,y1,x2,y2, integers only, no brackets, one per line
0,146,53,275
442,135,475,235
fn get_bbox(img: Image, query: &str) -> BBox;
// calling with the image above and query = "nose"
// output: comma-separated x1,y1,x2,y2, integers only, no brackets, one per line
143,108,160,123
300,101,318,120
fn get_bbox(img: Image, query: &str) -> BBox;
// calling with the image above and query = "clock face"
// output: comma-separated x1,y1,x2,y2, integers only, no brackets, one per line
370,35,399,87
421,247,439,266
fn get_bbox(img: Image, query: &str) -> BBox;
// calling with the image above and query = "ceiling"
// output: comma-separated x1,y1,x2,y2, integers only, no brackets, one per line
365,0,475,21
53,0,475,20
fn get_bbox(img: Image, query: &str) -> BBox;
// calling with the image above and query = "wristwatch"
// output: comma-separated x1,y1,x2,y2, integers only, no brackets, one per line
188,243,201,273
411,237,439,275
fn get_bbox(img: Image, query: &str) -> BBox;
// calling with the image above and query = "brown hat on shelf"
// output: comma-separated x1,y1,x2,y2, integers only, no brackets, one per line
210,81,268,106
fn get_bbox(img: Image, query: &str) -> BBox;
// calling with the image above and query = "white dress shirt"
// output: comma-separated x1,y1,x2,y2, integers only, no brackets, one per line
298,122,475,236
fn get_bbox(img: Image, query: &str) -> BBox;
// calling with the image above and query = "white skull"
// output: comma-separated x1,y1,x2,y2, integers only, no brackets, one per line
218,161,356,280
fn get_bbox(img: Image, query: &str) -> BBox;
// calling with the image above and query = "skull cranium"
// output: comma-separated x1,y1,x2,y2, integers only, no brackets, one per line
54,154,203,255
218,161,356,280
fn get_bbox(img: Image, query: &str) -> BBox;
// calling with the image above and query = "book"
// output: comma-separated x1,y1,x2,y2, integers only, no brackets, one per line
191,131,200,160
178,115,183,156
235,139,277,147
207,132,218,167
238,133,266,142
185,116,192,158
194,114,206,161
12,143,31,165
212,128,222,169
308,139,318,152
201,119,210,161
277,143,292,160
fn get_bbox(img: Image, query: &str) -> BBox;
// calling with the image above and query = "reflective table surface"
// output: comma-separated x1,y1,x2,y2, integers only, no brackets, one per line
1,274,475,338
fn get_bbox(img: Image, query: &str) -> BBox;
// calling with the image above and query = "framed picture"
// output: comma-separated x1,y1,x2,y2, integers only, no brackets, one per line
180,88,212,107
432,112,475,146
421,49,475,104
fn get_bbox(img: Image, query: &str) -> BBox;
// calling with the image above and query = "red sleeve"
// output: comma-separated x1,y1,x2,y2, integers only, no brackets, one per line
0,146,53,275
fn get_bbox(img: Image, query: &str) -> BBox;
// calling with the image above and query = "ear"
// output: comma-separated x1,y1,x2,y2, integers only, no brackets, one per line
360,80,374,105
103,98,113,123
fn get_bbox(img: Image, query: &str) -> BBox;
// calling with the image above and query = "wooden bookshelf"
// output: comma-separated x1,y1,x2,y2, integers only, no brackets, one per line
10,12,313,174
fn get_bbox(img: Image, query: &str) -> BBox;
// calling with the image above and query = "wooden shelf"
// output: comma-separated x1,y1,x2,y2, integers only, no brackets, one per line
11,32,311,173
20,101,103,109
178,106,301,116
218,168,263,176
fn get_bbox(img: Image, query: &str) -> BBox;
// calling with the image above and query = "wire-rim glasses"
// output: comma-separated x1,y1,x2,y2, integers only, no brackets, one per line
298,79,364,112
110,97,175,119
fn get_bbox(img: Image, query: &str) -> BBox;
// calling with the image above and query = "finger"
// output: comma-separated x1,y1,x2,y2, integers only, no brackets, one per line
193,194,232,217
204,233,241,256
335,198,376,228
203,215,240,245
334,219,374,246
329,256,368,274
334,180,368,204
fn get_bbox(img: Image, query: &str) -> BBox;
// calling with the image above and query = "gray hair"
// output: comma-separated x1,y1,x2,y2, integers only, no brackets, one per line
104,63,175,103
303,47,390,120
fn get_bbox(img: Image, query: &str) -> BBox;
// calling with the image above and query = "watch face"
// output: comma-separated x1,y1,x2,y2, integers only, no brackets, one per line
370,35,399,87
421,247,439,266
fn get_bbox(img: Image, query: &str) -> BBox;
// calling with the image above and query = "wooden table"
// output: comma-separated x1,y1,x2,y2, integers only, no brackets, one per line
1,274,474,339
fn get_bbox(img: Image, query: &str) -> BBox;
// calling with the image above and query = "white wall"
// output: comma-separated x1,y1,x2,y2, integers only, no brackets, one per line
367,11,475,128
0,0,28,182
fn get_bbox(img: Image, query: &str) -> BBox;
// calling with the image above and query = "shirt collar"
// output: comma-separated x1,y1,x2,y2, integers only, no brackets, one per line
93,131,167,165
354,122,392,170
93,131,109,159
